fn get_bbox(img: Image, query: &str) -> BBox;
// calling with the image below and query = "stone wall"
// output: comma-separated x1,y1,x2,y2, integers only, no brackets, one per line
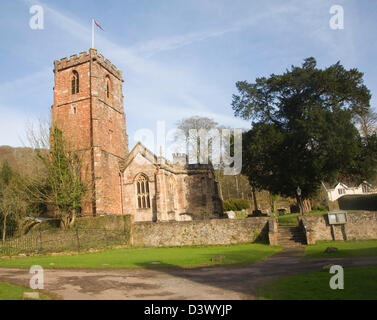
299,212,377,245
268,218,279,246
131,217,270,247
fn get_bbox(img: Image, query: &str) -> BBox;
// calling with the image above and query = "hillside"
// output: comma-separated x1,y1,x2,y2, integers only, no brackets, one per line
0,145,44,177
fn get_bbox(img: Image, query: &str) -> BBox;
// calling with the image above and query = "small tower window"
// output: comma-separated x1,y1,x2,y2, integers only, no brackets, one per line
105,76,111,99
136,174,150,209
71,71,79,95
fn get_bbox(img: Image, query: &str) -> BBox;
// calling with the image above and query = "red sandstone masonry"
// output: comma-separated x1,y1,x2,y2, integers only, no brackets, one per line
52,49,128,216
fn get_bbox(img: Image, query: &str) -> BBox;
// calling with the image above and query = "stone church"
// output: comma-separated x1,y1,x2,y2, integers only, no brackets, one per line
52,49,223,222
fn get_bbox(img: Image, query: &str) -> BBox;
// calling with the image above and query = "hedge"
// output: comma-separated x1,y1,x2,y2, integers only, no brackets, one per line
338,194,377,211
222,198,250,212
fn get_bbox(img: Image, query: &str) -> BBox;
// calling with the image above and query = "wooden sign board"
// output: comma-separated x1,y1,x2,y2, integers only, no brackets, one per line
328,211,348,225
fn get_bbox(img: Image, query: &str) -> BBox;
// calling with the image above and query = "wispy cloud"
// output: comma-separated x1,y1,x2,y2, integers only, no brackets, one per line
128,4,298,58
0,68,50,102
1,0,369,149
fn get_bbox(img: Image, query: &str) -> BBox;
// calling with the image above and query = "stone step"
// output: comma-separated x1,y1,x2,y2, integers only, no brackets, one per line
278,241,305,244
277,226,306,247
278,233,305,237
278,239,306,243
278,234,305,238
280,241,306,244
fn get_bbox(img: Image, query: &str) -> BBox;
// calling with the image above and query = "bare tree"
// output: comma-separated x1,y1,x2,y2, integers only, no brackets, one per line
354,108,377,137
176,116,228,199
176,116,221,161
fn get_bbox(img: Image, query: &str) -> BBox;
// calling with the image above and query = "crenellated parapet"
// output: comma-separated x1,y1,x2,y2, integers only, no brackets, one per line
172,153,188,166
53,49,123,80
54,51,90,71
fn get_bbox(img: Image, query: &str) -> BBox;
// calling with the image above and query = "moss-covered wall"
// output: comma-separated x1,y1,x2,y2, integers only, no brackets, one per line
132,217,270,247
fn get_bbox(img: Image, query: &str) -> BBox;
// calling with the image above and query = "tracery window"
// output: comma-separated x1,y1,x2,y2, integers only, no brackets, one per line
136,175,150,209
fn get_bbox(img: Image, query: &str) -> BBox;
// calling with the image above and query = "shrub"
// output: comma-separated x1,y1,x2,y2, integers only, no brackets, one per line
338,194,377,211
223,199,250,211
311,205,327,212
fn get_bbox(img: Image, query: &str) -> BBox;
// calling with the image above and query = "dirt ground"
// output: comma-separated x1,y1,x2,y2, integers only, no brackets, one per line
0,248,377,300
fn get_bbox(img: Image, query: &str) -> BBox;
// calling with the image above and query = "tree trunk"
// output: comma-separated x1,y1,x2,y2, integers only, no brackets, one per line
303,198,312,213
297,197,312,214
269,192,276,213
218,183,223,200
2,215,7,245
235,176,240,198
60,212,68,229
252,185,258,211
68,211,76,228
60,218,66,229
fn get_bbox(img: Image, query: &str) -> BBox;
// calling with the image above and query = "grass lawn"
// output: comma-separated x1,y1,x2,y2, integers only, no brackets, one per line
258,266,377,300
276,210,327,226
0,243,282,269
305,240,377,259
0,282,50,300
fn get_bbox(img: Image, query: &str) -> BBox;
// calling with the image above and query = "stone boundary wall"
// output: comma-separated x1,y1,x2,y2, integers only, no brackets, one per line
299,212,377,245
131,217,271,247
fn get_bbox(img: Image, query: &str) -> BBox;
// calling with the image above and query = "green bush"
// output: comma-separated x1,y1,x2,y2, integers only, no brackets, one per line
223,199,250,211
223,200,236,211
338,194,377,211
312,204,327,211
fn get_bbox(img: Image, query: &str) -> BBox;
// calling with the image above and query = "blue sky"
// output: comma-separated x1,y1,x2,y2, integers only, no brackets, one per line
0,0,376,150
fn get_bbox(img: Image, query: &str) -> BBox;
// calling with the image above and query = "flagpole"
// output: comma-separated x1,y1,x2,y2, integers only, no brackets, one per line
91,18,94,49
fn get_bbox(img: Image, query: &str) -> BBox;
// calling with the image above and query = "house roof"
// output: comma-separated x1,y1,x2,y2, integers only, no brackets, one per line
322,180,373,191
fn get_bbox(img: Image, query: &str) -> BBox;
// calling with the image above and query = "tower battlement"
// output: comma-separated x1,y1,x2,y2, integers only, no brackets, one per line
173,153,188,165
53,49,123,80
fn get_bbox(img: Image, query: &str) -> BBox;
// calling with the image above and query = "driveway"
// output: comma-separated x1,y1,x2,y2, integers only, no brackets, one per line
0,248,377,300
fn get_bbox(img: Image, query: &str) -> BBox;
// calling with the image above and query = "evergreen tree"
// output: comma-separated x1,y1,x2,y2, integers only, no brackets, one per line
233,57,373,212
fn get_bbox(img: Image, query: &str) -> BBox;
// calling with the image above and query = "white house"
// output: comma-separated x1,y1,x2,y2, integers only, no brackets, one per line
322,181,377,202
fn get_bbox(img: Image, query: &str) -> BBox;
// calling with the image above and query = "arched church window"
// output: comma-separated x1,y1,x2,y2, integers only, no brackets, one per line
136,174,150,209
71,71,79,95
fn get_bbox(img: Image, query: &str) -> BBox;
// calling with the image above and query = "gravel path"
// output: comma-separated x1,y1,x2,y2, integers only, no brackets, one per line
0,248,376,300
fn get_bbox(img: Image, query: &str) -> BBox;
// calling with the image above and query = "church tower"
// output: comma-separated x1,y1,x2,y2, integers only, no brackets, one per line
52,49,129,216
